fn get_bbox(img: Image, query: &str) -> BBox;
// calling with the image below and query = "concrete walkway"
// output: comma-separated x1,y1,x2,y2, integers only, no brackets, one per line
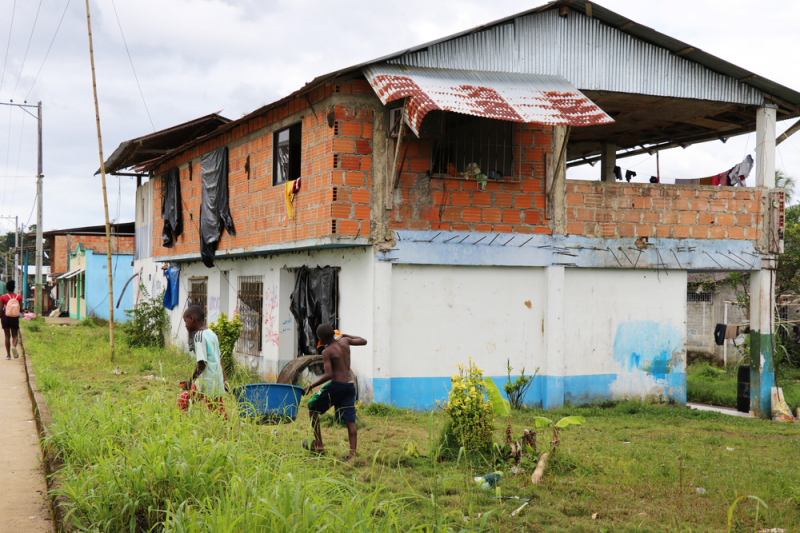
687,402,755,418
0,333,52,532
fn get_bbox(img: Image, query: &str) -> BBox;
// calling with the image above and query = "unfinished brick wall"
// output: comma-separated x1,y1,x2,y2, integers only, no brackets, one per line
51,234,135,273
151,80,375,259
565,181,762,240
53,235,69,274
388,123,551,234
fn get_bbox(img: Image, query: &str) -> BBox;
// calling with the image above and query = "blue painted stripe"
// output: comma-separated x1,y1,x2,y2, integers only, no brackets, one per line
387,230,760,270
372,372,687,410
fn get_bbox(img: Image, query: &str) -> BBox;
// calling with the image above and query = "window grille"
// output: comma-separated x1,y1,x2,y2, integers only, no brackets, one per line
687,292,712,302
431,113,516,179
188,278,208,319
236,275,264,356
273,123,302,185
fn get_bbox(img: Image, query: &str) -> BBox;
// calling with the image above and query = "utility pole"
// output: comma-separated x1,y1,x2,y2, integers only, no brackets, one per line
85,0,115,360
34,101,43,317
14,219,19,289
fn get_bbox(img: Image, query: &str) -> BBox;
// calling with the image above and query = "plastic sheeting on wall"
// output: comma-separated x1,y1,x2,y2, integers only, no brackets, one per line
161,167,183,248
200,147,236,268
163,266,180,310
290,266,337,355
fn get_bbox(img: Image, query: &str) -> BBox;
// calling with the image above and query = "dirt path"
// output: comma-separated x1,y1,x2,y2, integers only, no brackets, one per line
0,331,52,532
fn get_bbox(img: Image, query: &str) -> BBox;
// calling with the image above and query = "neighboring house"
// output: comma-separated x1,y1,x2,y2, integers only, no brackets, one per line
108,1,795,414
685,273,749,365
44,223,135,322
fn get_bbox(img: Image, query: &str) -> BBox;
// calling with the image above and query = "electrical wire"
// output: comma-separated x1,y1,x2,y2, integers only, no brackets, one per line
25,192,36,228
9,111,25,210
109,0,154,132
0,0,17,98
2,105,12,212
24,0,71,103
10,0,43,100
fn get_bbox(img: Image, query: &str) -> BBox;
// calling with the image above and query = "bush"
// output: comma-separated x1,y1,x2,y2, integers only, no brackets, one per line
503,358,538,409
123,285,168,348
208,312,242,378
438,359,494,454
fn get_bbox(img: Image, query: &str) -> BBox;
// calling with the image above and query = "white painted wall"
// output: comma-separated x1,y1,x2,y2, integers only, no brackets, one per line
563,268,687,401
390,265,546,379
162,246,375,395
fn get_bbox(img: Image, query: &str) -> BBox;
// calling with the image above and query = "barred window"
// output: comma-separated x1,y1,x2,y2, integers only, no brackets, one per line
237,276,264,356
430,113,516,179
687,292,711,302
188,277,208,319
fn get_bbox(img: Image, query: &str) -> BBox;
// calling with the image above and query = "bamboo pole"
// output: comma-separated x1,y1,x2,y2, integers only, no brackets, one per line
84,0,115,361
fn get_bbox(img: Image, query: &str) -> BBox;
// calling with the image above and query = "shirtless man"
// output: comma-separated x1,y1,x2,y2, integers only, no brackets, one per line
303,324,367,462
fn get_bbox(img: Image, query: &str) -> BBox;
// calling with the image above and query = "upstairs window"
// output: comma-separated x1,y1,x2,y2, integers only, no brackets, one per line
273,123,302,186
430,113,515,179
188,277,208,318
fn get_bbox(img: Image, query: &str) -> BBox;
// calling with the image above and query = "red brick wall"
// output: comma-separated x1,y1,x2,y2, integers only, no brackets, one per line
53,235,69,274
565,181,762,240
388,123,551,234
52,234,134,274
151,80,374,259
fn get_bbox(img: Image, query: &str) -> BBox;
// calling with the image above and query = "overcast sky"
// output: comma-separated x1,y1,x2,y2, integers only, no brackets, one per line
0,0,798,234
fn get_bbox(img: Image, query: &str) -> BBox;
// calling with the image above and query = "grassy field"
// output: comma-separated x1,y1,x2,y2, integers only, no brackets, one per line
687,361,800,413
25,321,800,532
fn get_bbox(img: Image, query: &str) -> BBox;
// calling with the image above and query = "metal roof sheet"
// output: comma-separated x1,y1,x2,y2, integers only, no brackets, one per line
363,65,613,134
57,268,83,280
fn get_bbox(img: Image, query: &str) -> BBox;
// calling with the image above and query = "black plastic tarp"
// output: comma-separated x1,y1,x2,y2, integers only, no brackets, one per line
290,266,337,355
200,147,236,267
161,167,183,248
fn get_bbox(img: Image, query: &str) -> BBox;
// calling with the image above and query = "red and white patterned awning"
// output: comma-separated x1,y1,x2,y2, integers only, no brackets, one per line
363,64,613,135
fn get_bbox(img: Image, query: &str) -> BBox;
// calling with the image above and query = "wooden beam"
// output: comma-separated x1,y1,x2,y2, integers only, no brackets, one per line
763,92,800,113
585,2,592,18
777,117,800,146
618,21,635,31
673,47,695,56
559,6,569,17
738,74,758,83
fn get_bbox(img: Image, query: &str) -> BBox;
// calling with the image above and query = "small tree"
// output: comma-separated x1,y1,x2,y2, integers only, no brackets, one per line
503,358,538,409
123,285,168,348
208,312,243,377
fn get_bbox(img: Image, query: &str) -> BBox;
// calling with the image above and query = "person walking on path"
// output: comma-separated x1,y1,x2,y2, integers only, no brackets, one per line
1,281,23,360
302,324,367,462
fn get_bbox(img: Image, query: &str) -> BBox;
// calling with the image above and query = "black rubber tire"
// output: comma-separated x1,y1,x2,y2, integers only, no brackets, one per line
276,355,359,401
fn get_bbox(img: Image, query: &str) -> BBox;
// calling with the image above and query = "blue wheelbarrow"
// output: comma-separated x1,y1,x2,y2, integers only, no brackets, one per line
233,383,304,424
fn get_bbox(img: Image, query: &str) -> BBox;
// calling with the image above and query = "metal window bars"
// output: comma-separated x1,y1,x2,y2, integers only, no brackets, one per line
687,292,712,303
188,278,208,319
236,275,264,356
430,112,517,180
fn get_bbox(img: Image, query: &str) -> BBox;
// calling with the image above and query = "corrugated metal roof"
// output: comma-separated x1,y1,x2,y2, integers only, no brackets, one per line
363,65,613,134
388,8,765,106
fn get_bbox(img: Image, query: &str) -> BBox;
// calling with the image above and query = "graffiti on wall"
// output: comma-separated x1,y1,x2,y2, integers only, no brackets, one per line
264,285,279,346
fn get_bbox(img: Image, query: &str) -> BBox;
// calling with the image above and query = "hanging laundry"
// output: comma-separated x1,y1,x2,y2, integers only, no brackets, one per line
285,180,297,220
625,170,636,182
292,177,302,195
614,166,622,181
199,147,236,268
161,167,183,248
162,266,181,310
714,324,726,346
725,325,739,339
728,154,753,186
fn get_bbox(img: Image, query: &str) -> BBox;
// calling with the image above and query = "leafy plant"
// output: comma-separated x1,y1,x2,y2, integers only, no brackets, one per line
727,495,768,533
484,376,510,417
208,312,243,378
503,358,538,409
532,415,586,454
438,359,494,453
123,285,168,348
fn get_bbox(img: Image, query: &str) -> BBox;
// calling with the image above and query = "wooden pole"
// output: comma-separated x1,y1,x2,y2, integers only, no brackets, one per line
84,0,115,361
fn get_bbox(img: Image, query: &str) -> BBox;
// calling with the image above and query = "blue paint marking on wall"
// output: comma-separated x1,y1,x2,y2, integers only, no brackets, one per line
612,320,683,378
384,230,761,271
372,371,687,410
86,250,134,322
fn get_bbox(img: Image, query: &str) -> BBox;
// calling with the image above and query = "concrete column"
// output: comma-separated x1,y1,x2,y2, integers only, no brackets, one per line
543,266,565,409
551,126,568,235
600,142,617,182
372,259,393,404
750,104,778,418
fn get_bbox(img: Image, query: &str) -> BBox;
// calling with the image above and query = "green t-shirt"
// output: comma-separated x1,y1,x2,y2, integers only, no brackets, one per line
191,329,225,398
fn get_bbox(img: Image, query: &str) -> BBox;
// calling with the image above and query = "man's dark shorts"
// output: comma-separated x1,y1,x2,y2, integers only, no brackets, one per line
308,381,356,424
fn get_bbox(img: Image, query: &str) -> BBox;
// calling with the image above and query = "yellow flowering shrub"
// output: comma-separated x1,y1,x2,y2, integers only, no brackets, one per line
441,359,495,452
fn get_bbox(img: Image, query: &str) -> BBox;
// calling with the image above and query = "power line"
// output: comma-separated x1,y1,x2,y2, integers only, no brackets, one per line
25,191,36,228
10,111,26,210
0,0,18,98
10,0,44,100
24,0,71,103
109,0,154,132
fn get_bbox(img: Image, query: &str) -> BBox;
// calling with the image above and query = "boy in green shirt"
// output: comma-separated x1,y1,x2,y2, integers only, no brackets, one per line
178,305,227,415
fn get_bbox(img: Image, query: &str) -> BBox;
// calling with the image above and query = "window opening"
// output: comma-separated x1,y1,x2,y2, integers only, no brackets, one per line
188,277,208,318
273,122,302,186
236,275,264,356
687,292,712,303
431,112,515,180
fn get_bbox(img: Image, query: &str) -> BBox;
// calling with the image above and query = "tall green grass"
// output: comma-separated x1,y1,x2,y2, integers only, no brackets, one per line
45,388,445,532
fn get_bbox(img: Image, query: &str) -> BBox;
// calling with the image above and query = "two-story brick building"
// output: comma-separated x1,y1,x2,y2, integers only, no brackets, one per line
112,1,798,416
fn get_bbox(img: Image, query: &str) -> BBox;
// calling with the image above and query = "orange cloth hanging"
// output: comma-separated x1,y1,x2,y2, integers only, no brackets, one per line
285,180,296,220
